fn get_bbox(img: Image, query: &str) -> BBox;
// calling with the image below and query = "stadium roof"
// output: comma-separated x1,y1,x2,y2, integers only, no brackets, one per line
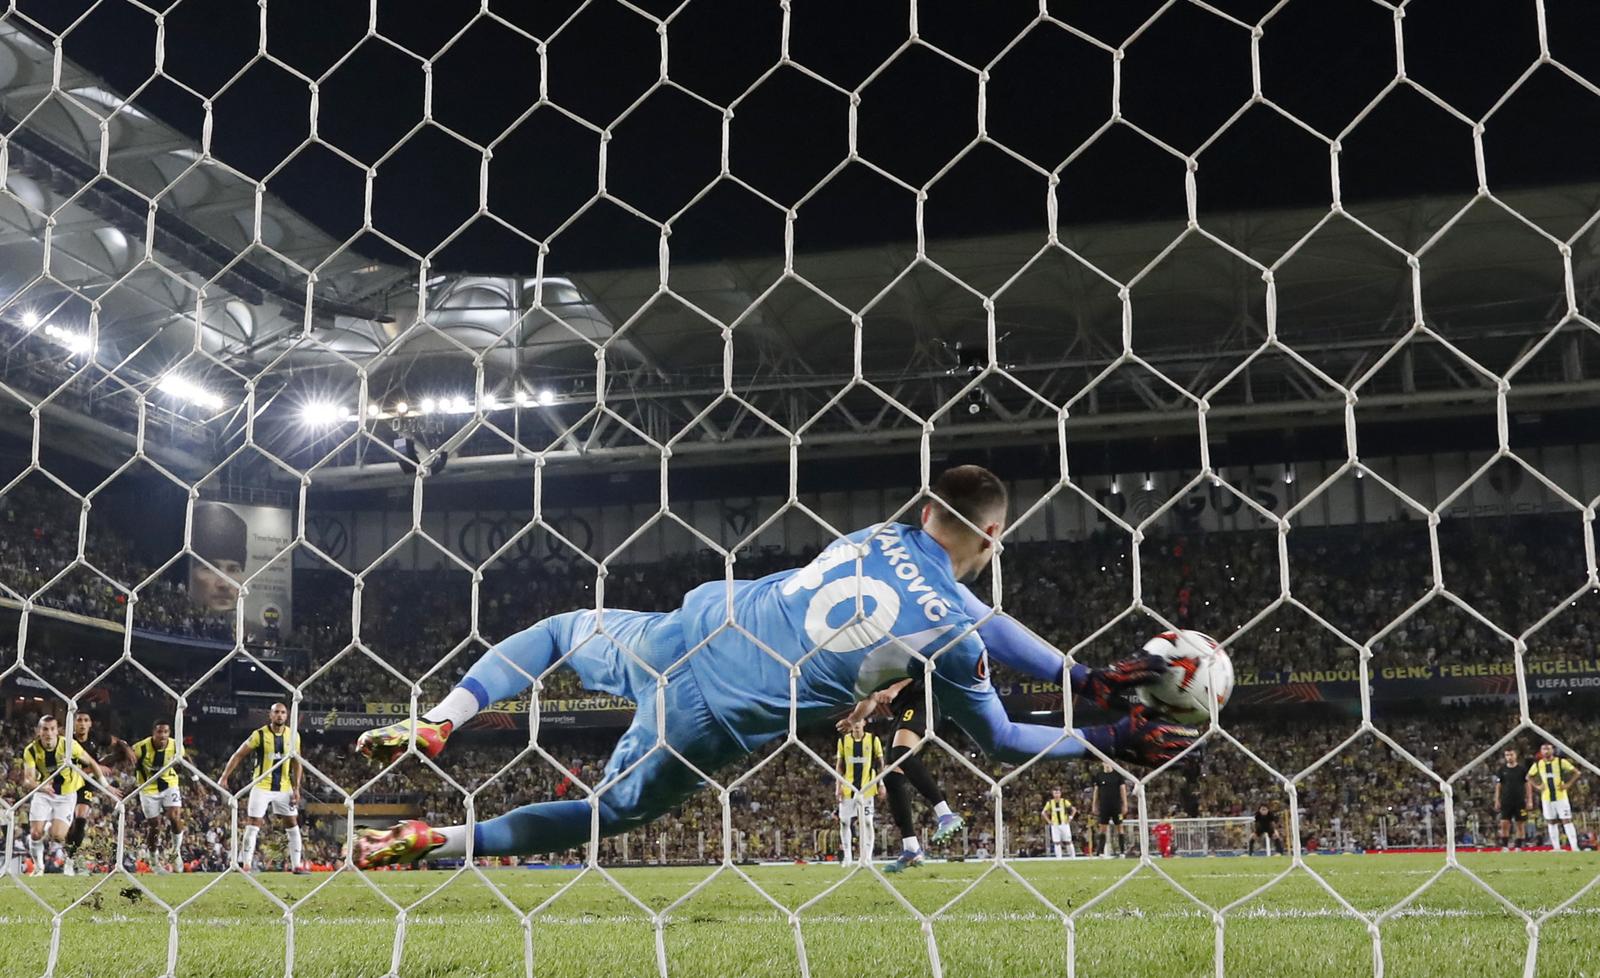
3,19,1600,491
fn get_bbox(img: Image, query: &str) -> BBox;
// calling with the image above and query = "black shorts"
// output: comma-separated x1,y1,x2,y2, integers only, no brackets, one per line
891,682,935,735
1253,820,1278,837
78,790,96,808
1097,812,1123,827
1498,803,1524,823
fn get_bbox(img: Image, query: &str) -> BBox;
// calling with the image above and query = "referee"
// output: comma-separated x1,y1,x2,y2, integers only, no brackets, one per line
1493,748,1525,850
1090,761,1128,858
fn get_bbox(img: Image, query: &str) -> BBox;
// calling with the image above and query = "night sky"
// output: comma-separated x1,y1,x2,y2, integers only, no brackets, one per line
16,0,1600,277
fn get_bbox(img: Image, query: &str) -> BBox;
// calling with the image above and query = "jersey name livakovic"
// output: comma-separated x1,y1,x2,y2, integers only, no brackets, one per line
679,523,989,751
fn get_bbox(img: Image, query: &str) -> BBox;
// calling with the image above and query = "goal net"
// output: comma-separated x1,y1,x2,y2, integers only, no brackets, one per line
1,1,1598,977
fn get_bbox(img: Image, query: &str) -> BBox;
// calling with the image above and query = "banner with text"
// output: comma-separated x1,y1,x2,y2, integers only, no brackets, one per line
995,658,1600,711
189,500,294,634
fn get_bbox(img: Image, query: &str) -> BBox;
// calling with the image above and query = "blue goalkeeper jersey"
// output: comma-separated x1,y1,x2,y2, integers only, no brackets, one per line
679,523,990,751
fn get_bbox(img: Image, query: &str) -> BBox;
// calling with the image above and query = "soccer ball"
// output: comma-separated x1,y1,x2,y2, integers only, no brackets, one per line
1134,630,1234,724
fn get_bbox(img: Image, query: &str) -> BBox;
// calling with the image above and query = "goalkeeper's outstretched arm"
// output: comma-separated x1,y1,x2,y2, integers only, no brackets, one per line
957,585,1168,708
932,672,1195,767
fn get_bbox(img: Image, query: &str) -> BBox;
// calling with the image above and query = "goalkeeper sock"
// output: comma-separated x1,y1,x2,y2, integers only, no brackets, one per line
933,801,953,819
423,687,482,730
241,826,260,868
1564,823,1579,851
902,836,921,853
286,827,303,869
429,825,470,859
887,746,945,807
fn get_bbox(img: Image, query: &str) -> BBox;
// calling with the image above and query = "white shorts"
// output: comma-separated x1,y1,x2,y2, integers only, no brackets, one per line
246,787,296,819
1049,824,1073,844
28,791,77,826
140,787,183,819
839,795,875,823
1542,799,1573,821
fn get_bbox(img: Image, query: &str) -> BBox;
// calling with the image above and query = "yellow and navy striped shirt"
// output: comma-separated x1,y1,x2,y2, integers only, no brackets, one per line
131,737,182,794
836,732,884,799
243,724,300,792
21,738,91,796
1529,758,1576,803
1043,798,1074,826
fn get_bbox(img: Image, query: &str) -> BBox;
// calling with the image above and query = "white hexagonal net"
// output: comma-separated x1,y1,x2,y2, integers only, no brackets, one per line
1,2,1598,977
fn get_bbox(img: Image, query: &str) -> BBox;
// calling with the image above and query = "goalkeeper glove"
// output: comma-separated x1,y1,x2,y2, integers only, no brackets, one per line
1078,653,1168,710
1082,705,1198,766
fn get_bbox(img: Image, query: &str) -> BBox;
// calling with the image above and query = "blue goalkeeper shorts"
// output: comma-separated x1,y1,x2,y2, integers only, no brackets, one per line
472,608,745,833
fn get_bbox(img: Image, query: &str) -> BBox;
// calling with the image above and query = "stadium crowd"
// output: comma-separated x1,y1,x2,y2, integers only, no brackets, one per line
0,481,233,641
3,496,1596,869
6,702,1591,871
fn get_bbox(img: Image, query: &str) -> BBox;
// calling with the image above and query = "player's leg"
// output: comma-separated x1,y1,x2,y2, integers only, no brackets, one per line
241,788,268,870
1558,801,1578,851
64,798,89,860
271,788,305,873
282,809,306,873
48,809,73,875
859,797,876,864
882,738,956,870
1542,800,1563,850
361,609,661,762
888,697,962,830
140,792,163,862
357,668,742,866
880,690,961,872
838,796,855,864
167,800,187,872
882,762,922,860
26,811,47,876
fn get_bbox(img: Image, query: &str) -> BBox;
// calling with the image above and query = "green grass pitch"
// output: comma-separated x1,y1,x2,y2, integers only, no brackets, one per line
2,853,1597,977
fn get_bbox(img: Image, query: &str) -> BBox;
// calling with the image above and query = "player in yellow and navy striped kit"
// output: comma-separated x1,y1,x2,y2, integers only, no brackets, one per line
131,719,187,870
1042,787,1076,859
220,702,306,873
835,720,884,866
1526,742,1582,852
18,714,120,876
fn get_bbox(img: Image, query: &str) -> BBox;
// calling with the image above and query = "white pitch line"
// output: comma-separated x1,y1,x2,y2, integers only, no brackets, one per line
13,905,1600,928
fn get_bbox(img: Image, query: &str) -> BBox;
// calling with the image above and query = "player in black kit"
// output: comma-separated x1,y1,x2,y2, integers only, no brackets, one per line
1493,747,1526,850
67,710,133,868
835,678,965,871
1090,761,1128,857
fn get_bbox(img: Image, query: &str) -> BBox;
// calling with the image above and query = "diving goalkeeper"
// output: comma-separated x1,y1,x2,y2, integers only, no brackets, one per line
352,466,1193,867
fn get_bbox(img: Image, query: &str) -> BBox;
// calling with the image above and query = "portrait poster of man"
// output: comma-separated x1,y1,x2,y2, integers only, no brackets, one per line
188,500,294,636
